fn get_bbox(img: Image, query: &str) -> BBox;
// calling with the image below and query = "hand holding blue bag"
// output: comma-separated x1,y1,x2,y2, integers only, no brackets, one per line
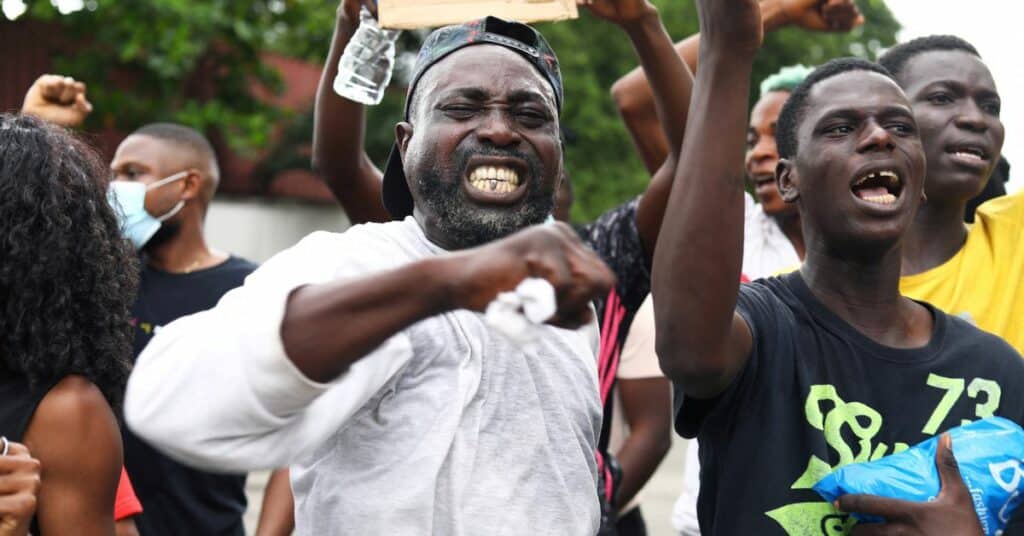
814,417,1024,535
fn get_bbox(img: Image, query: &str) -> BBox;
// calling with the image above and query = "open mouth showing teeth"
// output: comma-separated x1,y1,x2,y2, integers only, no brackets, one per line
851,169,902,206
948,146,988,162
468,166,521,194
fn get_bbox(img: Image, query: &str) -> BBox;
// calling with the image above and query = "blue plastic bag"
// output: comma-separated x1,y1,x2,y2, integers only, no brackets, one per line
814,417,1024,536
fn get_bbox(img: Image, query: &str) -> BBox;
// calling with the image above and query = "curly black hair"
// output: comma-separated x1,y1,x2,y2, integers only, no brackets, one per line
0,114,139,407
776,58,896,160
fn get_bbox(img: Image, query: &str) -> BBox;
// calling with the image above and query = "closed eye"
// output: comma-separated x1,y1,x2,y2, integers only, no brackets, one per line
441,104,479,119
515,109,549,127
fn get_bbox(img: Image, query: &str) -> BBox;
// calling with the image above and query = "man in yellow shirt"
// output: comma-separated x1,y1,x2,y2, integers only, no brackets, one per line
879,36,1024,354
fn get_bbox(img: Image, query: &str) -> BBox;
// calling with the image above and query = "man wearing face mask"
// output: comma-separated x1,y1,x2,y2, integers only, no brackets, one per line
106,123,257,536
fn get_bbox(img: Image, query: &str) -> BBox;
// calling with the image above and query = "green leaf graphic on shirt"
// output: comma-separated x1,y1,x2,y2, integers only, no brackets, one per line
805,385,884,466
792,455,833,489
766,501,856,535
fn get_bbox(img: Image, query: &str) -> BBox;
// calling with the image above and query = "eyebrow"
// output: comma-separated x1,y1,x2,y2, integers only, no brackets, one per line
814,105,914,126
110,159,151,172
436,87,552,106
918,80,1001,101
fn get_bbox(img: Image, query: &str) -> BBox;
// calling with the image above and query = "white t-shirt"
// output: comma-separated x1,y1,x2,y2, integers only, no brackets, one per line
742,192,801,280
125,217,602,535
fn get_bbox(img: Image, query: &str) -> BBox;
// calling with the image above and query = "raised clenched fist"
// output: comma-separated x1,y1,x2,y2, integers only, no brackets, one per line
452,223,616,329
779,0,864,32
21,74,94,128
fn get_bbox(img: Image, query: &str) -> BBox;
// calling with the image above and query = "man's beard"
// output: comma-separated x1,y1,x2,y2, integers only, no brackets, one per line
143,219,181,252
415,147,555,250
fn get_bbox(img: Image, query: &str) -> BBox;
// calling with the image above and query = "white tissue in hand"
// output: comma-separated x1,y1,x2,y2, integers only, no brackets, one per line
517,277,557,323
485,278,556,343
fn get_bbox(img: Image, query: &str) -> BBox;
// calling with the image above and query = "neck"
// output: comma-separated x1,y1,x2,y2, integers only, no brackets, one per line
145,216,223,273
774,210,806,260
800,239,919,346
900,196,968,276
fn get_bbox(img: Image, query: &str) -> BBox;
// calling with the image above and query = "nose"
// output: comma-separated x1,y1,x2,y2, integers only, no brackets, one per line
475,110,522,147
954,99,988,133
747,135,778,169
857,120,894,154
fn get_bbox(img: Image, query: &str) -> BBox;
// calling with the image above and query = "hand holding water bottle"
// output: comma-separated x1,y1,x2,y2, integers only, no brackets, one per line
335,0,402,105
340,0,376,22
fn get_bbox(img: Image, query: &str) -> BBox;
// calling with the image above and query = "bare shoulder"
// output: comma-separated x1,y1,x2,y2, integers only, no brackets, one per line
25,375,122,471
25,376,122,534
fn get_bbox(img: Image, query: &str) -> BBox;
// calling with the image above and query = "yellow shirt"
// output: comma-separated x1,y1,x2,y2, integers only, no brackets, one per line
900,191,1024,355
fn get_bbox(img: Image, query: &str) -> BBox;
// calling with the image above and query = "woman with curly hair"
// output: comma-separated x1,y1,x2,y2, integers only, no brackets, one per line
0,112,139,535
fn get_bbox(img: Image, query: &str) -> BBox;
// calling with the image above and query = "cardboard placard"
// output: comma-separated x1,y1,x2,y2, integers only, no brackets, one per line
378,0,578,30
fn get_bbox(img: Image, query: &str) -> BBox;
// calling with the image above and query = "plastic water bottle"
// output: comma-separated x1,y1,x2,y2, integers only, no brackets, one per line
333,6,401,105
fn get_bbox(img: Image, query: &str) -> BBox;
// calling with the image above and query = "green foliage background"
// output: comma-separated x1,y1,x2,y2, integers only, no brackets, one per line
19,0,899,221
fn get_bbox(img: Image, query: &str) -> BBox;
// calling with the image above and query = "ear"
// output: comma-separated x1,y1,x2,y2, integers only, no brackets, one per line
396,122,413,159
181,170,203,201
776,159,801,203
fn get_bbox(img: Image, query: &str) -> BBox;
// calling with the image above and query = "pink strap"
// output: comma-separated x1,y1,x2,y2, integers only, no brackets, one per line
597,288,626,405
595,289,627,502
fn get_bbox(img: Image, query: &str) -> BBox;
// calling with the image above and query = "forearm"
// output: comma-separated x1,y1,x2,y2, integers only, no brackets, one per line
614,430,670,509
652,43,755,390
312,8,388,223
620,9,693,161
125,232,487,470
612,0,786,172
282,256,457,383
612,377,673,508
612,33,698,174
255,468,295,536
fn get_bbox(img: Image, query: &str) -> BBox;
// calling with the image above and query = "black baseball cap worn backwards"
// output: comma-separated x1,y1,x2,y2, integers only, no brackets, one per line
381,16,564,219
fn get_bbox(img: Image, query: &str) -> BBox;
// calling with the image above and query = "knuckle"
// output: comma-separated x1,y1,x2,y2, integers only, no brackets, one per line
28,472,41,491
15,494,36,515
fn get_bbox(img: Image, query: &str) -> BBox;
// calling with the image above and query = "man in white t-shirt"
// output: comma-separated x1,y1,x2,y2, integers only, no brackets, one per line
123,17,618,535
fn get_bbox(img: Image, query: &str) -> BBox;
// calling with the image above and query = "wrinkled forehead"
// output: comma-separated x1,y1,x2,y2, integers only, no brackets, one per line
802,71,912,131
413,45,558,117
899,50,997,95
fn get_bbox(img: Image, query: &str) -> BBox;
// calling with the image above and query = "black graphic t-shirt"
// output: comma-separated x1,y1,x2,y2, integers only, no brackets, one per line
126,256,257,536
676,272,1024,535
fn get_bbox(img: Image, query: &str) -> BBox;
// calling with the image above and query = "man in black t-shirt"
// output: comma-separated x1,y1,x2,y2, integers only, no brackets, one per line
110,123,257,535
651,1,1024,535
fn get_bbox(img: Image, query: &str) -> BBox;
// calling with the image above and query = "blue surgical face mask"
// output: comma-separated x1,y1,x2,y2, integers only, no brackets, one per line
107,171,188,249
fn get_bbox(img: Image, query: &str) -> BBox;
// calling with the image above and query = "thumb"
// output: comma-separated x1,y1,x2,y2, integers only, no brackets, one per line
935,433,966,495
74,92,93,114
